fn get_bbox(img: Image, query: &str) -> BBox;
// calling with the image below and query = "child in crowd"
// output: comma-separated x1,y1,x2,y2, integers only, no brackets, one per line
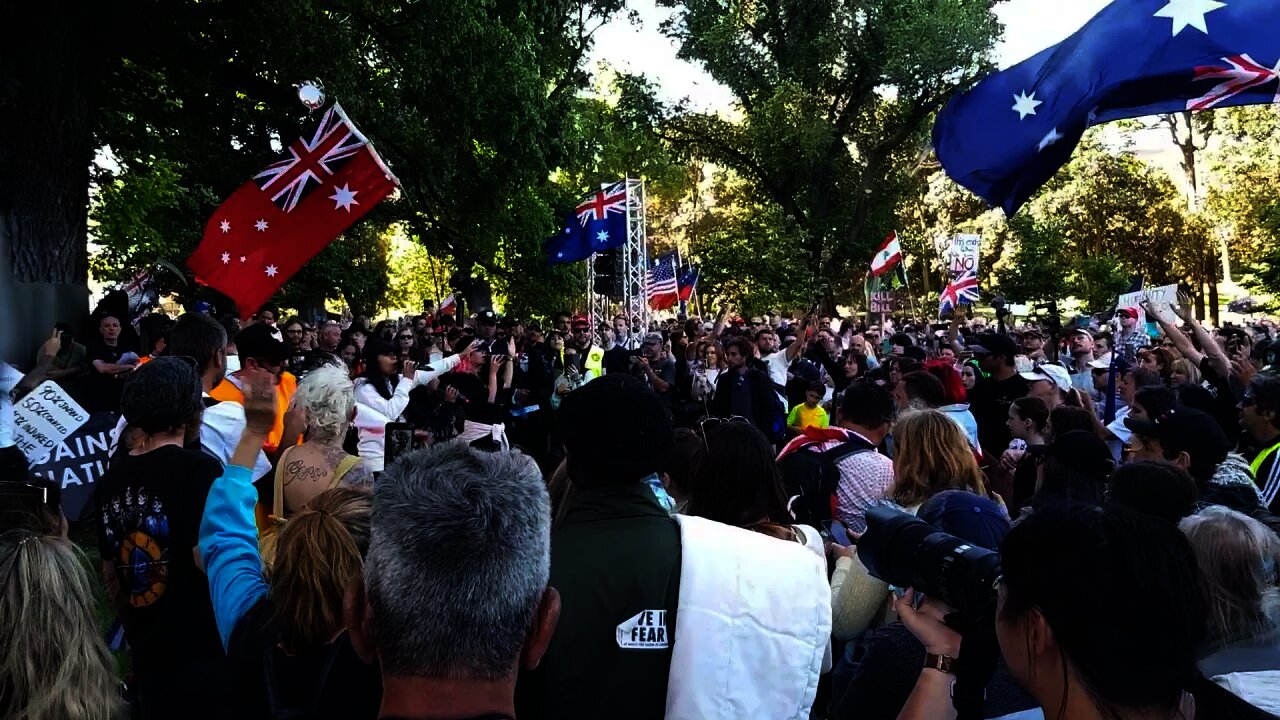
788,380,830,432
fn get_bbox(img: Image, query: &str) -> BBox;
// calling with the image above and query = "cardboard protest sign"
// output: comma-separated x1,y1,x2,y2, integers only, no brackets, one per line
12,381,90,464
870,291,895,314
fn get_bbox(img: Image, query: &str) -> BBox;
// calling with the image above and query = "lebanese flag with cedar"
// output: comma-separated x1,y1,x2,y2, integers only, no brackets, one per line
188,104,399,317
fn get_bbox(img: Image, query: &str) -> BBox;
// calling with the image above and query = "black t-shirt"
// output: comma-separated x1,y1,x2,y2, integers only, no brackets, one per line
95,445,225,678
1198,356,1243,446
602,345,634,375
967,373,1031,459
226,597,382,720
86,340,132,412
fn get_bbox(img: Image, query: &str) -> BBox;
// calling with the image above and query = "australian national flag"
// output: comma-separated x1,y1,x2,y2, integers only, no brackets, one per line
547,180,628,265
934,0,1280,216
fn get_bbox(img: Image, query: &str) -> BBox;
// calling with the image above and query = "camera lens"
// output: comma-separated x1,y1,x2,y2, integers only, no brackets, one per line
859,505,1002,616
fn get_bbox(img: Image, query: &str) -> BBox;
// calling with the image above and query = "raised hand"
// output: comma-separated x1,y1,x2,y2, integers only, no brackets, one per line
240,368,277,435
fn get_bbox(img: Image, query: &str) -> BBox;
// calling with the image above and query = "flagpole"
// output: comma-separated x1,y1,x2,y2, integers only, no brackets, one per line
675,245,686,318
901,259,922,323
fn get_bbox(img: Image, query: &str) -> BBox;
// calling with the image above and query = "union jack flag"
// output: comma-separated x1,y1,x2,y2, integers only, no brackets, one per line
939,270,980,316
575,181,627,225
254,105,369,212
1187,54,1280,112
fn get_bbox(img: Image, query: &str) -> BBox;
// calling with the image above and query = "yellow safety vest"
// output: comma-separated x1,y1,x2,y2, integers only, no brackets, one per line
1250,440,1280,477
584,345,605,377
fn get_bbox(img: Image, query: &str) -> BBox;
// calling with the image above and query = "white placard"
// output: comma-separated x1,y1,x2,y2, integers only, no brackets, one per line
1117,283,1178,328
949,234,981,275
12,381,90,464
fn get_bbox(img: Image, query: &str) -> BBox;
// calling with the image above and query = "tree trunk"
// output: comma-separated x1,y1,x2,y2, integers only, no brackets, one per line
0,0,95,364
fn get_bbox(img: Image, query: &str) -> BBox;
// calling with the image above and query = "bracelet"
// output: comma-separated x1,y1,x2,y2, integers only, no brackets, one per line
923,652,957,675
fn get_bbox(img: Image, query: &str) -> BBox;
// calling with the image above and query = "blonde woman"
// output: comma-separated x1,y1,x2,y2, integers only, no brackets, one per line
1170,356,1203,388
829,409,989,641
887,409,987,511
276,365,371,517
1,530,121,720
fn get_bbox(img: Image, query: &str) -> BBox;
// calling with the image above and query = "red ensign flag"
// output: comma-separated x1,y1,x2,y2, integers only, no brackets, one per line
188,104,399,317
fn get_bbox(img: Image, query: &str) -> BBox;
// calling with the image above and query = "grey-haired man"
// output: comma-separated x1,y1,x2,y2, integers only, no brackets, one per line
346,442,560,720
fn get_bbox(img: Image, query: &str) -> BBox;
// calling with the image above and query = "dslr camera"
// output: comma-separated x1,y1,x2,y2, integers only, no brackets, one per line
858,504,1001,618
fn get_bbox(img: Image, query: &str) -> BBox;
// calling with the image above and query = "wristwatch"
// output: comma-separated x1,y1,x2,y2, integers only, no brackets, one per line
923,652,957,675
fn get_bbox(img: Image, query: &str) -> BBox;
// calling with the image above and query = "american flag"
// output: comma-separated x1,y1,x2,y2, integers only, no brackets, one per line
254,105,369,212
575,181,627,225
647,252,680,310
939,270,980,316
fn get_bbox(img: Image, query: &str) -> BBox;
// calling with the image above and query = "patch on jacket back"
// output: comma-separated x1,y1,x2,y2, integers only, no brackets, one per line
616,610,669,649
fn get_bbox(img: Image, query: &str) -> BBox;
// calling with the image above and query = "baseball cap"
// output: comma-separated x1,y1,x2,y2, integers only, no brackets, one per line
1026,430,1115,480
1088,352,1123,370
967,332,1018,360
1069,326,1094,338
917,490,1010,552
1116,308,1139,319
476,309,498,325
1019,363,1072,392
1124,407,1230,467
570,316,591,330
641,332,664,347
234,322,289,365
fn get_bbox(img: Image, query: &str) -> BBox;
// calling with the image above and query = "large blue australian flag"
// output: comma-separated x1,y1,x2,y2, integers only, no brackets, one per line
546,180,629,264
934,0,1280,215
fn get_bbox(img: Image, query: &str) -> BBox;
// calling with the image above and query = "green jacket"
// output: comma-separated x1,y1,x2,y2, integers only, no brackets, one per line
515,483,682,719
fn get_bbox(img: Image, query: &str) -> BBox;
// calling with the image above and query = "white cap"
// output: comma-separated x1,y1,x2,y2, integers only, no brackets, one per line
1019,363,1072,392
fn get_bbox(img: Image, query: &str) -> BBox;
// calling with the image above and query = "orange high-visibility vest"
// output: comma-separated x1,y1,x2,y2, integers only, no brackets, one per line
209,371,298,453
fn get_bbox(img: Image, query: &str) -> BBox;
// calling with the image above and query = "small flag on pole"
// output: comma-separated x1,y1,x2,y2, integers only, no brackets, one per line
647,252,680,310
869,231,903,277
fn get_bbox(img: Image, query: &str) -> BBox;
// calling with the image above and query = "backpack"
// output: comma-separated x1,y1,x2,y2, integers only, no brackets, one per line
778,433,876,526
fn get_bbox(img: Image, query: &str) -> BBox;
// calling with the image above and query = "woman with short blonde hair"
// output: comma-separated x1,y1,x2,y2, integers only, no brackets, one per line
887,409,986,509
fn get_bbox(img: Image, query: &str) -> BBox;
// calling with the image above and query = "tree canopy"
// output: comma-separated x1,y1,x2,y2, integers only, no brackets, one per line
653,0,1003,306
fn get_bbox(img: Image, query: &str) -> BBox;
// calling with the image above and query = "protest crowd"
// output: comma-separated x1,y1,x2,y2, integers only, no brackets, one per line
4,286,1280,720
6,0,1280,716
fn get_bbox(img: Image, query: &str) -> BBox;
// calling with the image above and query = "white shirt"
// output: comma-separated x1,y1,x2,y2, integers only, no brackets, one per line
109,392,272,481
0,362,23,448
353,353,461,472
760,350,791,409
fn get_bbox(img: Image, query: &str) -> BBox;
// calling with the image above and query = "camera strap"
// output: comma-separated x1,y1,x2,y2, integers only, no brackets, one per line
950,609,1000,720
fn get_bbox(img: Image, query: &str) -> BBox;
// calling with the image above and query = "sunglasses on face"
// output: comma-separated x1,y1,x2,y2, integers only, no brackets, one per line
398,335,414,341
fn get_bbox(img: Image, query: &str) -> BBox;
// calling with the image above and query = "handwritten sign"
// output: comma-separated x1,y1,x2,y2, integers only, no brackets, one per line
949,234,981,275
870,291,895,314
1117,283,1178,328
12,381,90,464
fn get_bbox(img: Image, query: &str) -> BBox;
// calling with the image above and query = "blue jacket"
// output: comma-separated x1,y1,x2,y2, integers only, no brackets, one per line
198,464,269,650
